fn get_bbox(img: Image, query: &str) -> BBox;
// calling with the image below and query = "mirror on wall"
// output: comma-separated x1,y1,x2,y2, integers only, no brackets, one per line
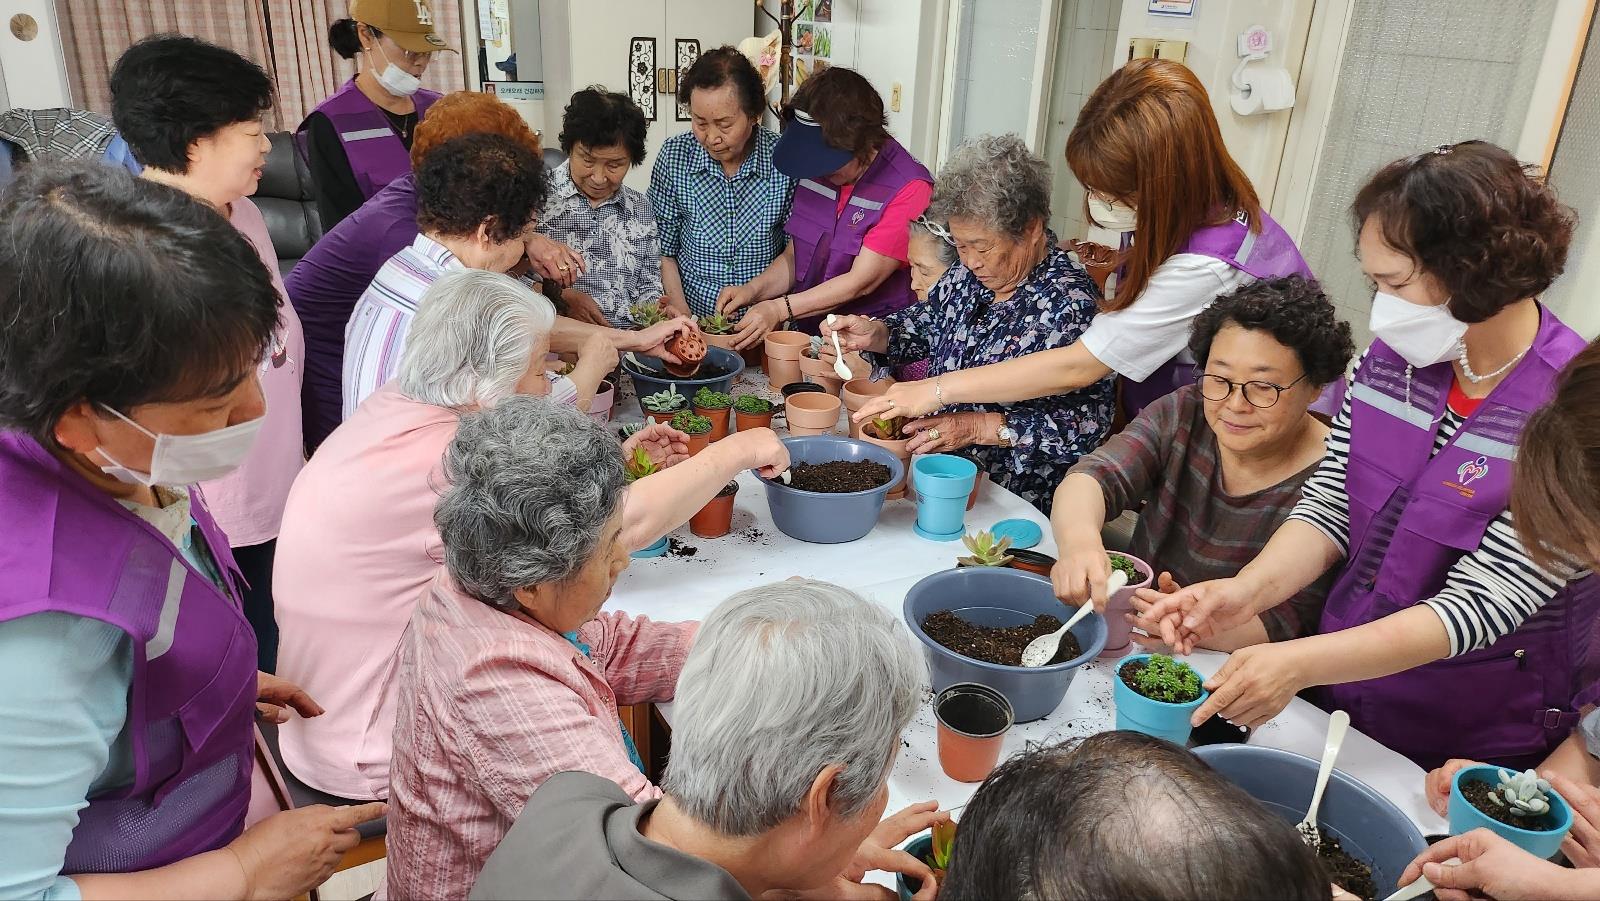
473,0,544,102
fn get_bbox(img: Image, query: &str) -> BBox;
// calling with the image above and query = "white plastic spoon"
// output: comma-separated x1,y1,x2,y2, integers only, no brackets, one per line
1021,569,1127,667
824,314,854,380
1381,859,1458,901
1297,709,1351,849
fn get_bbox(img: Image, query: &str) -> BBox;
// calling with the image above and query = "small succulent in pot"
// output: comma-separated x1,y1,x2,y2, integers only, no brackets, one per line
1108,552,1141,582
1129,654,1202,704
957,530,1014,567
642,386,687,414
697,312,735,335
623,446,658,483
692,387,733,410
868,416,906,440
734,394,774,414
617,422,644,440
1490,769,1554,817
929,818,956,881
629,300,668,327
669,410,713,436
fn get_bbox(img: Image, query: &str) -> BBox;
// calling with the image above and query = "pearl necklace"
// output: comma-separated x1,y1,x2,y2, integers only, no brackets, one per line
1457,339,1529,384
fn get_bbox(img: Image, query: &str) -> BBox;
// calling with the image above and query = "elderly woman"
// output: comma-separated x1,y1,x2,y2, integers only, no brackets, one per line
384,398,790,897
1052,277,1354,646
275,270,786,802
472,580,944,900
0,164,381,900
827,135,1115,512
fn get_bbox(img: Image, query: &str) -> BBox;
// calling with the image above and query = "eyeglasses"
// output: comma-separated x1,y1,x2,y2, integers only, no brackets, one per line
1196,372,1307,409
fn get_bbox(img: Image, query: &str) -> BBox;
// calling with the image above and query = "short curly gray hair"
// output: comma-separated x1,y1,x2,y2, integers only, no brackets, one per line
434,396,625,611
927,133,1051,239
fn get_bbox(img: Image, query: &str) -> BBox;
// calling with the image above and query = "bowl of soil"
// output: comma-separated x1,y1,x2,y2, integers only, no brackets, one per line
625,346,745,413
1112,653,1207,745
758,435,904,543
904,567,1107,723
1449,764,1573,859
1194,744,1429,900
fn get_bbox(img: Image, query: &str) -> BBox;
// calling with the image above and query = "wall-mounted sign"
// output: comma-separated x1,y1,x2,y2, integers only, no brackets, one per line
1148,0,1196,16
482,81,546,103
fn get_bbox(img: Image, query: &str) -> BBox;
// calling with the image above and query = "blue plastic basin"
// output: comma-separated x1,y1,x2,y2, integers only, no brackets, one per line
757,436,904,544
625,346,745,414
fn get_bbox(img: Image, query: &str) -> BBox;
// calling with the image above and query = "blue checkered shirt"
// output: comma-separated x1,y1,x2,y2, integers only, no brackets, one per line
648,128,793,317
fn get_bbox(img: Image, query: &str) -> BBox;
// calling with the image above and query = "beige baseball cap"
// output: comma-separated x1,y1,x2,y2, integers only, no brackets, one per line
351,0,456,54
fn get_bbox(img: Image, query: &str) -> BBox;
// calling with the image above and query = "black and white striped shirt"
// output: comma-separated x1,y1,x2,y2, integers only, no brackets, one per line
1289,356,1577,656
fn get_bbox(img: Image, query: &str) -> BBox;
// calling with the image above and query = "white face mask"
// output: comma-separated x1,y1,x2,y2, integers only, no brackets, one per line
1368,289,1468,369
1088,196,1138,232
374,46,422,97
96,403,266,487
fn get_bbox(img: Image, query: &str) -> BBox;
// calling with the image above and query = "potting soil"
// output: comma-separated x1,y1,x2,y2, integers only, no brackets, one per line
786,460,892,493
1317,837,1374,901
922,610,1081,667
1460,778,1555,831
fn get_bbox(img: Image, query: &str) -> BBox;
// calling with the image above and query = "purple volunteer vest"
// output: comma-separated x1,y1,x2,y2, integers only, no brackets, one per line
1320,307,1600,770
295,79,440,201
0,432,258,873
1120,210,1312,418
784,136,931,333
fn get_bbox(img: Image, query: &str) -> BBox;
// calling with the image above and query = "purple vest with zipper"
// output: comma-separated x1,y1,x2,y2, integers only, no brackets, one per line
0,431,258,873
295,79,440,201
783,136,931,333
1120,210,1312,418
1319,307,1600,771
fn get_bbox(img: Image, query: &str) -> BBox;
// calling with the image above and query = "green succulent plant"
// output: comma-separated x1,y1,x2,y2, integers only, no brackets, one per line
629,301,668,327
1490,768,1554,817
641,386,686,413
669,410,712,435
698,312,735,335
1108,553,1140,582
623,446,658,483
868,416,905,440
692,387,733,409
930,819,957,873
734,395,774,414
957,530,1014,567
1130,654,1202,704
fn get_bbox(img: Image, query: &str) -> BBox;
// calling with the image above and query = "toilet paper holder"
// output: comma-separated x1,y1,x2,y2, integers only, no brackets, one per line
1230,24,1295,116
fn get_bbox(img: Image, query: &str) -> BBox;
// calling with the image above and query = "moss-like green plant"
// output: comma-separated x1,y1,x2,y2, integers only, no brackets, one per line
957,530,1014,567
868,416,906,440
734,394,774,414
692,387,732,409
698,312,734,335
1490,768,1554,817
1130,654,1202,704
1108,553,1140,582
669,409,712,435
623,446,658,483
629,300,668,327
641,386,686,413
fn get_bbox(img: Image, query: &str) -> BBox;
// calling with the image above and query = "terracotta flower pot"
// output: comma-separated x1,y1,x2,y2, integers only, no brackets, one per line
785,392,842,436
799,352,845,395
684,428,712,457
765,331,809,391
689,481,739,538
703,331,739,353
741,343,766,374
664,331,707,378
735,409,776,431
694,404,732,442
644,406,685,426
966,470,988,511
843,377,892,438
934,682,1013,783
860,420,912,500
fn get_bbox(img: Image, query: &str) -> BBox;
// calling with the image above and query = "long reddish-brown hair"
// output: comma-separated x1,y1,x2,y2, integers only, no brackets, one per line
1067,58,1260,311
1511,337,1600,571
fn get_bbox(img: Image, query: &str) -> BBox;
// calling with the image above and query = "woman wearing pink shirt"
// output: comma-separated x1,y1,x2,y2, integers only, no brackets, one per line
112,35,306,671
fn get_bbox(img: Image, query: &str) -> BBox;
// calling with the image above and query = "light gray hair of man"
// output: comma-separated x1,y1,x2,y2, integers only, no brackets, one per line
927,133,1052,240
662,579,928,836
433,395,624,611
398,268,556,409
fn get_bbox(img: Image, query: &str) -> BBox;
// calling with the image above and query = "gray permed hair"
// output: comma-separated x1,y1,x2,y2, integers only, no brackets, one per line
399,269,556,409
434,396,625,611
661,580,928,835
927,133,1051,239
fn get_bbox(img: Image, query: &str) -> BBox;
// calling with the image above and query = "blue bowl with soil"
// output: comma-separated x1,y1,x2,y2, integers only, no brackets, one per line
904,567,1106,723
1112,653,1209,746
757,436,904,544
1449,763,1572,859
1194,744,1428,898
624,346,745,414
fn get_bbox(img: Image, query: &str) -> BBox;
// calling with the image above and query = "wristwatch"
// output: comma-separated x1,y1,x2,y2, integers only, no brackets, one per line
996,418,1018,447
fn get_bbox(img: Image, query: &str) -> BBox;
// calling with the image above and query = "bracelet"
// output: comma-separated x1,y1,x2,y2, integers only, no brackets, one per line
935,377,945,407
783,294,795,321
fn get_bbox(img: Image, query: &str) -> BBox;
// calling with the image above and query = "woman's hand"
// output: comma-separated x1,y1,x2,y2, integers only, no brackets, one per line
1052,541,1113,612
628,316,700,364
525,233,585,287
903,412,995,455
730,298,787,351
1400,828,1584,901
623,424,690,470
1188,640,1310,729
716,282,764,318
1425,759,1482,817
256,671,322,724
1128,573,1183,652
227,802,387,901
569,331,621,411
1132,577,1259,654
730,427,792,479
853,379,941,423
821,314,890,355
1544,771,1600,868
559,288,613,328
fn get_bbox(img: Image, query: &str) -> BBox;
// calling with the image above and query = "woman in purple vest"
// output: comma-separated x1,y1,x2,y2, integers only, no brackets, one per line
852,59,1309,425
715,66,933,350
297,0,452,231
1140,142,1600,772
0,164,382,899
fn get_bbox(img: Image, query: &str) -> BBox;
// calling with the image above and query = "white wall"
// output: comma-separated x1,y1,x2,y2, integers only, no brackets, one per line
0,0,72,110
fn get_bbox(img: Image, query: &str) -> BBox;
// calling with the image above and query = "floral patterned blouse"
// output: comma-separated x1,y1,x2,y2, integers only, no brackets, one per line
867,241,1115,512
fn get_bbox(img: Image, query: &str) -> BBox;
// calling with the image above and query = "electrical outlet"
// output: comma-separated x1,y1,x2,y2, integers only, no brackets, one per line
890,82,902,112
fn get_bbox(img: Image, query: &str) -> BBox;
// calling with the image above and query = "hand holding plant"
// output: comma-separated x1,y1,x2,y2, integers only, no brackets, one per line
840,801,949,900
622,423,690,475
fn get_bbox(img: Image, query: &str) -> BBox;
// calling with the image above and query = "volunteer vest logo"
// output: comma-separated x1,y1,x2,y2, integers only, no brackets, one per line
850,209,866,226
413,1,434,25
1457,456,1490,488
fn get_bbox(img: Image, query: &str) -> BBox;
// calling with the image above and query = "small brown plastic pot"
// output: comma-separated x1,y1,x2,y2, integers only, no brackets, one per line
966,470,988,511
1008,549,1057,578
734,408,776,431
694,403,732,442
935,682,1013,783
664,331,707,378
690,481,739,538
799,352,845,395
644,407,684,426
684,429,712,457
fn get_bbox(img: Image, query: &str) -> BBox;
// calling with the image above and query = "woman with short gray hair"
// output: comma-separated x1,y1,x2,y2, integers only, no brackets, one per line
827,134,1115,511
471,579,949,901
385,398,792,900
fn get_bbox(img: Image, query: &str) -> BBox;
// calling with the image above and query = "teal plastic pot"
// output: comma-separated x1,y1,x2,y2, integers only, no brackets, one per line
912,454,978,541
1112,653,1208,745
896,834,933,901
1449,764,1573,859
629,535,669,559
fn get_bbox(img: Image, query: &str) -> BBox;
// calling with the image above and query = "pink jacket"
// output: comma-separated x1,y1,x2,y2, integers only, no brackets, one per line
383,571,694,900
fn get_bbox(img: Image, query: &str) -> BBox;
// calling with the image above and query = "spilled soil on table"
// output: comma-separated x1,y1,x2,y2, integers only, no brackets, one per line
922,611,1080,666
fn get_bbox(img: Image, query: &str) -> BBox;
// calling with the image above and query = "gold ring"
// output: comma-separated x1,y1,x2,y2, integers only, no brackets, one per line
928,428,941,441
558,264,570,271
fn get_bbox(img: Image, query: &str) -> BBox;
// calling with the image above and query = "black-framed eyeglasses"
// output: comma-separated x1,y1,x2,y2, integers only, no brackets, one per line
1196,372,1307,409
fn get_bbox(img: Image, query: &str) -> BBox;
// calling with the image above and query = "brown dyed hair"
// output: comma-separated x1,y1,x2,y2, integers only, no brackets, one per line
1067,58,1259,312
786,66,888,160
411,91,542,168
1352,140,1575,323
1511,338,1600,571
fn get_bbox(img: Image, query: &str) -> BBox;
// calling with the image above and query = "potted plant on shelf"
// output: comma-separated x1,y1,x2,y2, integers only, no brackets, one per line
861,416,912,499
641,386,687,425
698,312,739,351
624,447,670,559
689,480,740,538
733,394,776,431
1113,653,1208,746
1449,766,1574,859
955,530,1013,567
692,386,734,441
670,409,714,456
